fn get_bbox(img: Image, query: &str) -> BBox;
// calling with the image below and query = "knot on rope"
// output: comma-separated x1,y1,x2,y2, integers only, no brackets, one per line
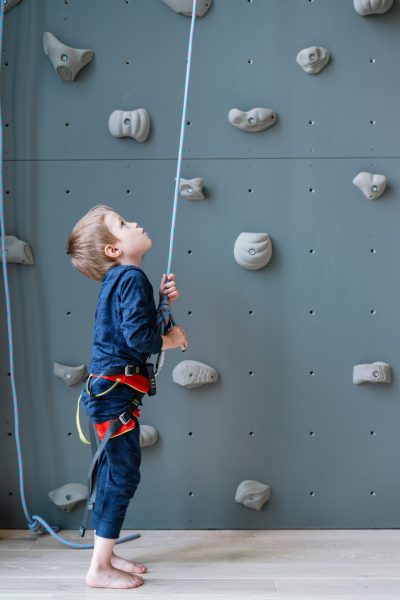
156,294,175,336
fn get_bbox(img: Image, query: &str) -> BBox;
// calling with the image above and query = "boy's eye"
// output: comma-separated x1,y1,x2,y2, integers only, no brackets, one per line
120,219,125,227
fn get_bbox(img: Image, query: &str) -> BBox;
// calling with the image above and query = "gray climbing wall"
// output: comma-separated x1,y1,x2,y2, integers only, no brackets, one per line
2,0,400,531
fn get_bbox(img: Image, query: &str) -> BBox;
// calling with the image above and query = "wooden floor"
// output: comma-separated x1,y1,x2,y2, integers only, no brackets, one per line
1,528,400,598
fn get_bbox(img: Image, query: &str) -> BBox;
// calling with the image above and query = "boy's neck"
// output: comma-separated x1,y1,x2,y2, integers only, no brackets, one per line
117,257,143,269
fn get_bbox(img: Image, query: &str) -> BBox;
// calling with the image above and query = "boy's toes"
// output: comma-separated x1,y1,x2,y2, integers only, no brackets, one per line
111,554,147,574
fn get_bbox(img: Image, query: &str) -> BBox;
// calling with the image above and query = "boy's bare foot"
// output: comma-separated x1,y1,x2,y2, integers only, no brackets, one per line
85,565,144,589
111,553,147,574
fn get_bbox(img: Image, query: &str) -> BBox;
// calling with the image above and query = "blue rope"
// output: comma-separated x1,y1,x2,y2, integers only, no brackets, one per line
0,0,197,548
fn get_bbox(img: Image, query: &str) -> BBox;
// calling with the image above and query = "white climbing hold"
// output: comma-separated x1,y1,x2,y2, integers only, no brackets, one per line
43,32,94,82
228,108,277,133
54,362,88,386
179,178,205,199
353,361,392,384
161,0,212,17
0,235,34,264
3,0,23,13
352,172,387,199
48,483,88,512
296,46,330,74
139,424,159,448
235,480,271,511
234,232,272,270
108,109,151,142
172,360,218,389
353,0,393,15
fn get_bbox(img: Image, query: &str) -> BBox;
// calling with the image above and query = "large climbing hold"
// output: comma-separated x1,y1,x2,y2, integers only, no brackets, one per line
0,235,34,264
235,480,271,511
296,46,330,74
172,360,218,389
228,107,277,133
161,0,212,17
179,177,205,199
3,0,23,13
139,425,159,448
54,362,88,386
353,0,393,15
234,232,272,270
108,109,151,142
48,483,88,512
352,171,387,199
43,32,94,82
353,361,392,384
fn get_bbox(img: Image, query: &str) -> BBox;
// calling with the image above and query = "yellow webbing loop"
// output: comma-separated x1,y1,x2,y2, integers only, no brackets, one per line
76,374,122,445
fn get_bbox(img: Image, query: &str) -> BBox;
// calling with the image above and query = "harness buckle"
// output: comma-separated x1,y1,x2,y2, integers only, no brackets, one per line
125,364,139,376
118,411,132,425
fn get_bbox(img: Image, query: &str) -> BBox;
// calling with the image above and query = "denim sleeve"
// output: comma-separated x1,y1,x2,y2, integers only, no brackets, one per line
119,272,163,355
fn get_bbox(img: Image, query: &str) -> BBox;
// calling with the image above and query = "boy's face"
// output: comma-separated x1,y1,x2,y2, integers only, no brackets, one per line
103,210,152,264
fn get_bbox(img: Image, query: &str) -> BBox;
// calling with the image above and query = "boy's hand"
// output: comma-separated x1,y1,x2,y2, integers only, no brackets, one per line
159,273,180,303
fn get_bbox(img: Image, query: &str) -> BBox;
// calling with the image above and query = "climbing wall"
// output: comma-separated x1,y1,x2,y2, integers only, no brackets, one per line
2,0,400,530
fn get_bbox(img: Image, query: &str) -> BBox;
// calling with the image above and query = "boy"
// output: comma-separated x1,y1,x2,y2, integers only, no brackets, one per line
67,204,188,589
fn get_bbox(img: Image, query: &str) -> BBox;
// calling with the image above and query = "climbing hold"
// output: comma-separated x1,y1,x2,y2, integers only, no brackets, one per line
353,361,392,384
54,362,88,386
352,172,387,199
108,109,151,142
161,0,212,17
3,0,23,13
354,0,393,15
296,46,330,74
179,177,205,199
172,360,218,389
228,108,277,133
235,480,271,511
0,235,34,265
48,483,88,512
43,32,94,82
139,424,159,448
234,232,272,270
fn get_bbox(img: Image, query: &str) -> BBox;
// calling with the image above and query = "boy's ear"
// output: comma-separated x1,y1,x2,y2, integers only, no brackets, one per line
104,244,121,259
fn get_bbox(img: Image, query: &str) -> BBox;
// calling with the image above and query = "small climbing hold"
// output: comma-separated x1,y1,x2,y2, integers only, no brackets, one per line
353,0,393,15
0,235,34,265
139,424,159,448
234,232,272,270
228,108,277,133
54,362,88,386
172,360,218,389
352,172,387,199
296,46,330,74
179,177,205,199
3,0,23,13
43,32,94,82
108,109,151,142
161,0,212,17
48,483,88,512
235,480,271,511
353,361,392,384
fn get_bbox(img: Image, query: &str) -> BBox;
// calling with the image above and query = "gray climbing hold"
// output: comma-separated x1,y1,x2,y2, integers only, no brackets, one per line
354,0,393,15
296,46,330,74
353,361,392,384
54,362,88,386
235,480,271,511
3,0,23,13
48,483,88,512
352,172,387,199
43,32,94,82
139,424,159,448
234,232,272,270
172,360,218,389
0,235,34,265
108,109,151,142
161,0,212,17
228,108,277,133
179,178,205,200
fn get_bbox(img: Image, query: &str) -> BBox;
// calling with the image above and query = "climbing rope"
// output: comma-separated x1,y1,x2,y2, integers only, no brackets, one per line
0,0,198,548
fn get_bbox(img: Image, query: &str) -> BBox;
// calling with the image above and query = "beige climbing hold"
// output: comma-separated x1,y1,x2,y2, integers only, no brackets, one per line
48,483,88,512
54,362,88,386
235,480,271,511
139,424,159,448
108,109,151,142
43,32,94,82
4,0,23,13
172,360,218,389
0,235,34,265
161,0,212,17
234,232,272,270
179,178,205,199
228,107,277,133
354,0,393,15
296,46,330,74
352,171,387,199
353,361,392,384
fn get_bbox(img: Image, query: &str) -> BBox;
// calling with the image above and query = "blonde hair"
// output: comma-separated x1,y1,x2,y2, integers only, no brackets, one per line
66,204,120,281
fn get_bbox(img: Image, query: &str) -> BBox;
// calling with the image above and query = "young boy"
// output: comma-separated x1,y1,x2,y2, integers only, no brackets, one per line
67,204,188,589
